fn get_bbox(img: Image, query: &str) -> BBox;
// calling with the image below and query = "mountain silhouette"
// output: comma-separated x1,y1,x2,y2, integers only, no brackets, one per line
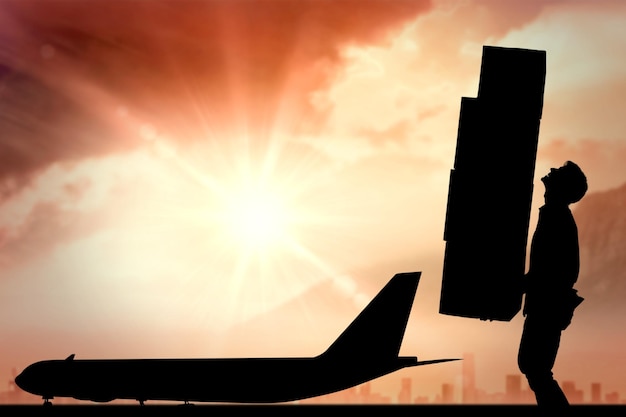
574,181,626,313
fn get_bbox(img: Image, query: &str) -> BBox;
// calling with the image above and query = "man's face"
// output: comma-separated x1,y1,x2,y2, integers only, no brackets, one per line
541,164,569,191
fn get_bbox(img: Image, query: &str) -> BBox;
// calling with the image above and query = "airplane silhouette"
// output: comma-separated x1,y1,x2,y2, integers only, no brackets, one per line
15,272,459,405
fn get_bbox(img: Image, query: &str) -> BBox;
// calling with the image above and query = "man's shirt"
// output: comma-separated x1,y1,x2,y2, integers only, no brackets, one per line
523,204,580,316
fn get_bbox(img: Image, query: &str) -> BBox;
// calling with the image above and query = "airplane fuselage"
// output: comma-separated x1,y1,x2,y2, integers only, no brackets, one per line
17,355,420,403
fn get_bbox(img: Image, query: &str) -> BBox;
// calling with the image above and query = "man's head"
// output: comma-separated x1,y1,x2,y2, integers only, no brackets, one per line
542,161,588,205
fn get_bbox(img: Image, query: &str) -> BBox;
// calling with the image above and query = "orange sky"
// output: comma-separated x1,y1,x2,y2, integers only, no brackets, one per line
1,0,626,404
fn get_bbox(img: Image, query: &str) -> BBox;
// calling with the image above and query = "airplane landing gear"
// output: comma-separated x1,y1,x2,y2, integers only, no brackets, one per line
43,397,52,406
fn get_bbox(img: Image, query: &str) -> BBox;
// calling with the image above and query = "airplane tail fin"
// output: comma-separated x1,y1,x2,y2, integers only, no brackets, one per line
320,272,420,362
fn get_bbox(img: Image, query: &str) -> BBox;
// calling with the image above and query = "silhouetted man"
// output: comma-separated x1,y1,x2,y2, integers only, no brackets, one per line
518,161,587,409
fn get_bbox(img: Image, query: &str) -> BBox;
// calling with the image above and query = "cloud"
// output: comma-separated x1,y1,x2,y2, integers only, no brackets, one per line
0,68,139,200
357,120,414,147
300,0,580,165
0,0,432,197
0,201,99,267
537,138,626,192
495,1,626,159
406,0,554,82
0,152,158,269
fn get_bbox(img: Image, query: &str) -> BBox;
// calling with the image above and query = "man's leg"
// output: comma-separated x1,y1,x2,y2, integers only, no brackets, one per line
518,315,569,408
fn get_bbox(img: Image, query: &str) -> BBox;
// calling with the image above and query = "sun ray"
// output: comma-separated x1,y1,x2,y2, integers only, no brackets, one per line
123,134,349,323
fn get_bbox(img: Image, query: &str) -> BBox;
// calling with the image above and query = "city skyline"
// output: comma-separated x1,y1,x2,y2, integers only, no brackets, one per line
2,352,625,405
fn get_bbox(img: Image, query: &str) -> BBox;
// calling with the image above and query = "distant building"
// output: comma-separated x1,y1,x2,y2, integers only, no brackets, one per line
521,387,535,404
413,395,429,404
298,382,392,404
367,392,391,404
462,352,476,404
398,377,411,404
505,374,522,404
475,388,505,404
358,383,369,404
441,383,455,404
358,382,390,404
562,381,584,404
1,369,29,405
605,391,620,404
591,383,602,404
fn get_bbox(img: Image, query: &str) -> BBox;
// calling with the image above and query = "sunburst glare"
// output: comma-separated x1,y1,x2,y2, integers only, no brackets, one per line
220,185,292,251
131,133,357,326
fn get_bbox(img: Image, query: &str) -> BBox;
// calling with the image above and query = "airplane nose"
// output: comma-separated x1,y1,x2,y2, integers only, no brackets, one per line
14,372,25,390
14,365,49,397
14,369,35,394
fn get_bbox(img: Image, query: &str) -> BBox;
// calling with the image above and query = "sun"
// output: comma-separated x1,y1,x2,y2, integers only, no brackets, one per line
139,136,357,322
222,187,291,250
